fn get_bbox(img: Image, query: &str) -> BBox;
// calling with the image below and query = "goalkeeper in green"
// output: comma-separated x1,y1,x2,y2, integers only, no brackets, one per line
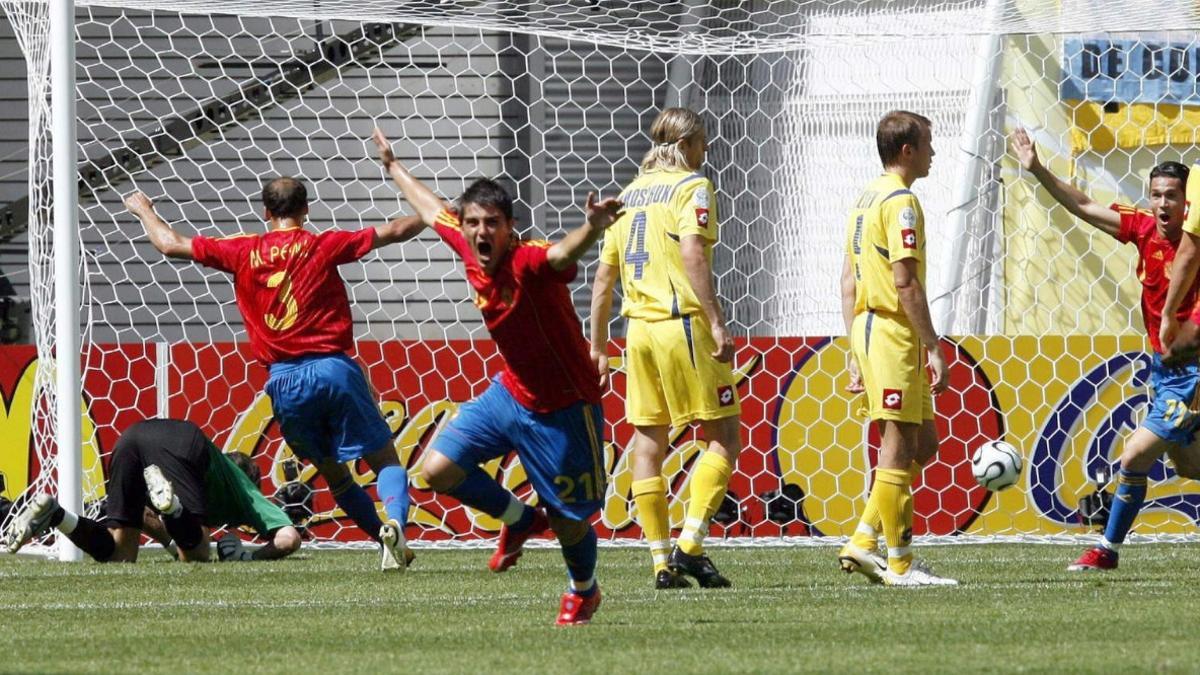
3,418,301,562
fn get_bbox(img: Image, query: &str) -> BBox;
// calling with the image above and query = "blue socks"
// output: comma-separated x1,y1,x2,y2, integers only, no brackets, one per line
375,465,410,526
448,466,528,523
329,476,385,541
1102,469,1149,550
561,525,598,596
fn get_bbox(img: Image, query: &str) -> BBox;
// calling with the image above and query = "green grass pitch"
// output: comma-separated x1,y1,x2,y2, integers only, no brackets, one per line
2,544,1198,673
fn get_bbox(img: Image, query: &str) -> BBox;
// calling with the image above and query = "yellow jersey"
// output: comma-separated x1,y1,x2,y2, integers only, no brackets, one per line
1186,162,1200,235
600,169,718,322
844,172,926,317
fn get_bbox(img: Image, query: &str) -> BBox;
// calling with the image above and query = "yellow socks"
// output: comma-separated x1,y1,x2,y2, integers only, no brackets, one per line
632,476,671,573
850,461,920,552
873,468,914,574
678,452,734,556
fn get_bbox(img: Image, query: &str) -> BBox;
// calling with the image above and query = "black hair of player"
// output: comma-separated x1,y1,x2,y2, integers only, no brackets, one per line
876,110,932,167
458,178,514,220
1149,161,1189,191
262,176,308,220
226,452,262,487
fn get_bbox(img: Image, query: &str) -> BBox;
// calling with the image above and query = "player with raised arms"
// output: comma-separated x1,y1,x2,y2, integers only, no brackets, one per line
371,129,623,625
839,110,956,586
124,180,423,571
4,418,300,563
1013,128,1200,571
590,107,743,590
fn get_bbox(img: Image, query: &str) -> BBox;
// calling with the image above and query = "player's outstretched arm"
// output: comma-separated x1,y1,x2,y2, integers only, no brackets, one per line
1161,231,1200,348
682,235,734,363
589,261,619,388
1011,127,1121,238
125,191,194,259
547,192,624,271
371,214,428,249
893,258,948,394
372,128,450,226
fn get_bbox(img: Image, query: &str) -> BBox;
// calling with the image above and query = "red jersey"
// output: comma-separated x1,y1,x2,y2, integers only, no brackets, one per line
433,209,601,412
192,226,375,364
1112,204,1199,353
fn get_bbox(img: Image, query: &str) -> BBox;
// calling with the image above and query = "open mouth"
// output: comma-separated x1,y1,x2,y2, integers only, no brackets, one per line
1158,212,1171,224
476,240,493,257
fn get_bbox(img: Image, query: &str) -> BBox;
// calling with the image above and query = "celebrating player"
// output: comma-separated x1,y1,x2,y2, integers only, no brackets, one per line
3,418,300,563
590,107,743,590
839,110,955,586
124,181,422,571
1013,128,1200,571
372,128,622,625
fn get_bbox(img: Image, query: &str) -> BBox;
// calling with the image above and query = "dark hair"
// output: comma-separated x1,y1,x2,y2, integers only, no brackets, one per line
458,178,514,220
1149,161,1189,190
876,110,932,167
226,452,262,487
261,176,308,219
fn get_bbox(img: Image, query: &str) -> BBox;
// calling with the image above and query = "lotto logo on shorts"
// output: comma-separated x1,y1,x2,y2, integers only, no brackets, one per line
882,388,903,410
717,385,735,406
696,208,709,228
901,228,916,249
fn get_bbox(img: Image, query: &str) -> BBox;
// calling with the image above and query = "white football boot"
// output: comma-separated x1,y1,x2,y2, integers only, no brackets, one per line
4,493,61,554
379,519,410,573
143,464,181,516
883,558,958,587
837,543,887,584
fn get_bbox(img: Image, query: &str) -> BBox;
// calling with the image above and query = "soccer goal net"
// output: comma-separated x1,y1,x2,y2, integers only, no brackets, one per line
4,0,1200,555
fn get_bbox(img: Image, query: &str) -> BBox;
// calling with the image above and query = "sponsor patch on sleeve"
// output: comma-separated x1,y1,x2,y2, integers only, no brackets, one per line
901,228,917,249
717,384,735,407
696,208,709,228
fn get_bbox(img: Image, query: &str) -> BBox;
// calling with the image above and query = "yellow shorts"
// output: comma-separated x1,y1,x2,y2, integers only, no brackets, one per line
850,310,933,424
625,315,741,427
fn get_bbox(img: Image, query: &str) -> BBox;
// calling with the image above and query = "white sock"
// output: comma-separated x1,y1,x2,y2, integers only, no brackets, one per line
1101,538,1120,552
570,577,595,594
499,495,527,526
57,510,78,535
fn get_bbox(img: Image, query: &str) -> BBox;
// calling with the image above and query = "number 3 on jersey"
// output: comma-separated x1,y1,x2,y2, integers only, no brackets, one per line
264,270,298,331
624,211,650,280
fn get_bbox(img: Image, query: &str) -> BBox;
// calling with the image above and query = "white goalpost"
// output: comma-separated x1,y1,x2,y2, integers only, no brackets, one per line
5,0,1200,557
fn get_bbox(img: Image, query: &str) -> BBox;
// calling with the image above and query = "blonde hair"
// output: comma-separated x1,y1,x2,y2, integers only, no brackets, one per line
639,107,705,173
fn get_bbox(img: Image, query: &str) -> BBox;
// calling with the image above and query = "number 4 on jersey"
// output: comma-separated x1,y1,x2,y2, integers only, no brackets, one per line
624,211,650,279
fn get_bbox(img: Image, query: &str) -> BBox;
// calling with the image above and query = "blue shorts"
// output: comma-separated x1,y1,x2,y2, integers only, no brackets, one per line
265,353,392,464
1143,353,1200,445
431,376,606,521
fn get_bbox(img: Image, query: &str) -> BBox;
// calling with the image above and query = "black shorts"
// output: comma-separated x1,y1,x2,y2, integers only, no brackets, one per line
104,419,211,527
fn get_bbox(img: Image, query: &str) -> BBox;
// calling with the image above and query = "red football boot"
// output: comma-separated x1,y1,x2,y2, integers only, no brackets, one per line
1067,546,1118,571
556,586,602,626
487,508,549,572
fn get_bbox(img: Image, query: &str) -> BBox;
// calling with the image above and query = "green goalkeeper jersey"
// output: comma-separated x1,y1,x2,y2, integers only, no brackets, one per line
201,443,292,535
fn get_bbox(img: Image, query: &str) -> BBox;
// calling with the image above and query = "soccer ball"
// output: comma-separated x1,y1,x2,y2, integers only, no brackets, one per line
970,440,1023,491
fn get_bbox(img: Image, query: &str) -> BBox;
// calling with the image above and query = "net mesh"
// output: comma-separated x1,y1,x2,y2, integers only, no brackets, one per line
4,0,1200,553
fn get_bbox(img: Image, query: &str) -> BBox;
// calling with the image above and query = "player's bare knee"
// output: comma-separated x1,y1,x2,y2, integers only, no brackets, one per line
701,415,743,459
421,452,464,493
362,445,400,474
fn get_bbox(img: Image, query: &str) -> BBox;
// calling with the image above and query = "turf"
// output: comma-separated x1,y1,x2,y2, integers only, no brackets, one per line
2,543,1197,674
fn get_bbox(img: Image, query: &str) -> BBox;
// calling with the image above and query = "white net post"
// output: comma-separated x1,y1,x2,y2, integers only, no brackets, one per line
50,0,82,562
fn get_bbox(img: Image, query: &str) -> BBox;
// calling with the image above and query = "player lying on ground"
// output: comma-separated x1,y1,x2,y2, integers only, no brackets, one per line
839,110,955,586
125,182,421,572
3,419,300,562
1013,128,1200,571
590,107,743,590
372,128,622,625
